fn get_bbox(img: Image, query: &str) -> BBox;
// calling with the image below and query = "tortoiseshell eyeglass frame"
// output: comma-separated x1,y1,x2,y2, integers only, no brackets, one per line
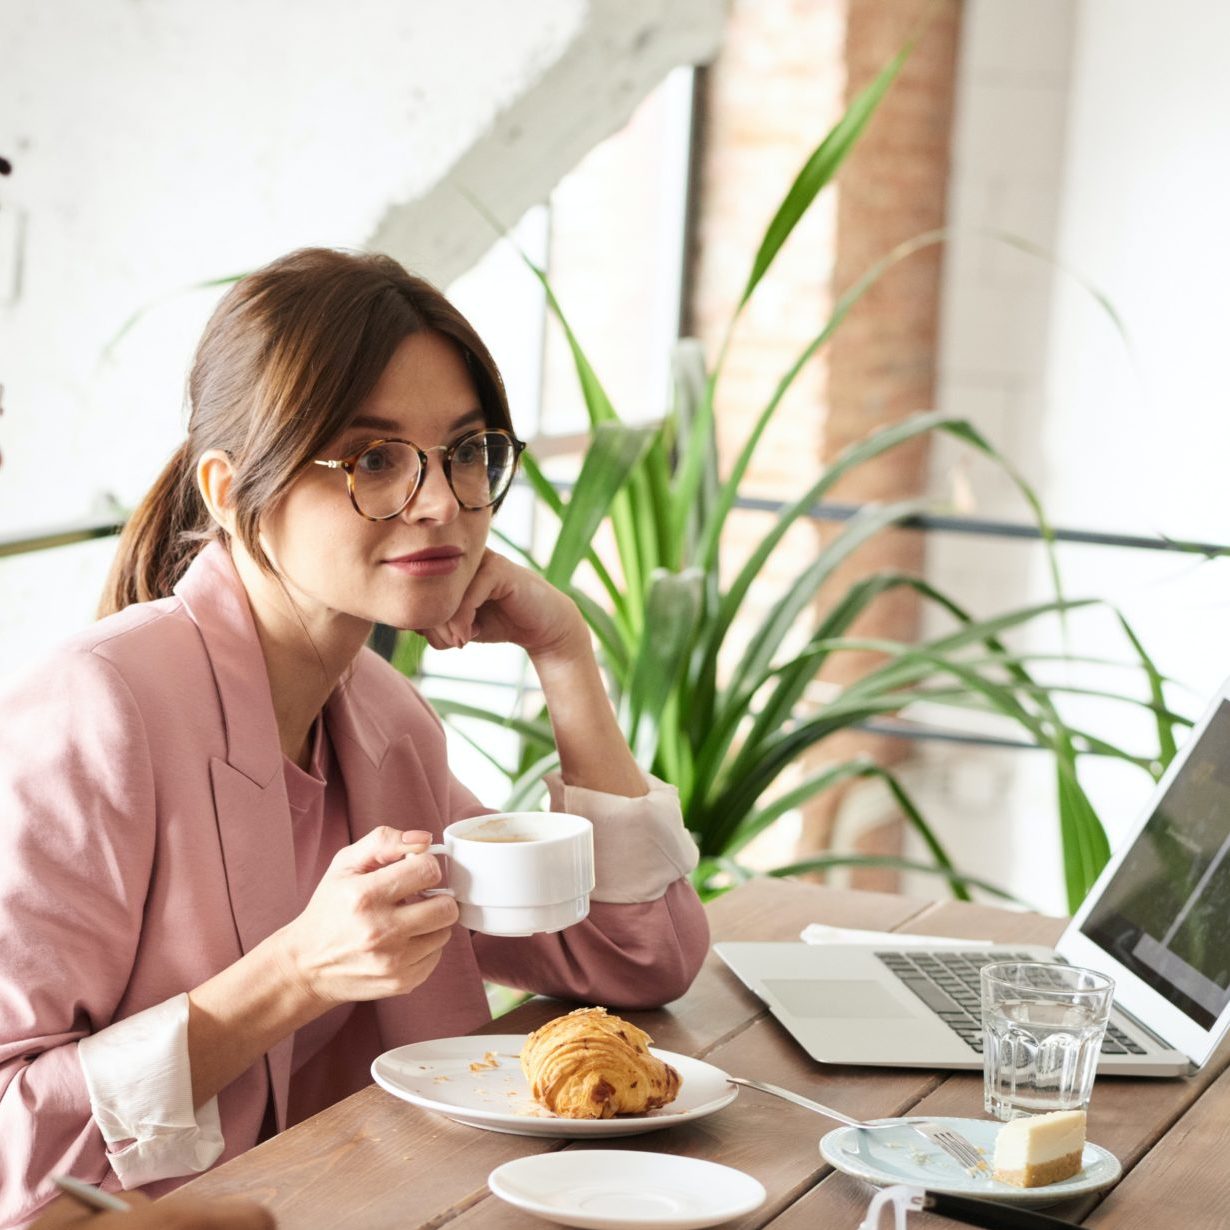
312,428,526,520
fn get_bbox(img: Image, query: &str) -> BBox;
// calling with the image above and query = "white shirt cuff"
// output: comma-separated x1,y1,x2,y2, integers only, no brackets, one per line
546,771,699,903
78,993,224,1187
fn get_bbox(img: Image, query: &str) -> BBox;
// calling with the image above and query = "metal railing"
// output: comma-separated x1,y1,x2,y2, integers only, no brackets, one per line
3,497,1226,561
5,494,1219,752
0,517,126,559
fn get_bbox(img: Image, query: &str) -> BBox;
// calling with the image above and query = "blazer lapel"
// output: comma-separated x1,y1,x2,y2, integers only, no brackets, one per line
326,669,471,1049
176,543,298,1131
325,675,402,841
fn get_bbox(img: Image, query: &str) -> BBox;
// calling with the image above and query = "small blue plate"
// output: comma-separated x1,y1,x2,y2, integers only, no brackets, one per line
819,1116,1121,1209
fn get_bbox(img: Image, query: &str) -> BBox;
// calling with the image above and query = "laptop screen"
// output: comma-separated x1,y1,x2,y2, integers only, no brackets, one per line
1080,700,1230,1030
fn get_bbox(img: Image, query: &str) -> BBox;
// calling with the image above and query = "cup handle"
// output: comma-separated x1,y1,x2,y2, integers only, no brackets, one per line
417,843,455,898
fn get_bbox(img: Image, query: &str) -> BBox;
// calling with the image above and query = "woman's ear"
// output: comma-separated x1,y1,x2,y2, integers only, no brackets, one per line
197,449,237,534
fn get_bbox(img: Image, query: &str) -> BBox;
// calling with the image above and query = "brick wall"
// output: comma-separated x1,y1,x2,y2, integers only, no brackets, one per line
687,0,961,883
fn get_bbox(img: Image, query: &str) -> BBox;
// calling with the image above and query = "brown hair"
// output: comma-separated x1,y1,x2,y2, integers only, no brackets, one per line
99,248,512,617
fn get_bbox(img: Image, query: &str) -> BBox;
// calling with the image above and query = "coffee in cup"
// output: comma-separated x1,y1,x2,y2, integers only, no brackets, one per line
465,818,536,843
420,812,594,936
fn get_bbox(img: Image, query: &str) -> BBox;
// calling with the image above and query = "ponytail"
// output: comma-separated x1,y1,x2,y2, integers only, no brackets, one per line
97,441,212,618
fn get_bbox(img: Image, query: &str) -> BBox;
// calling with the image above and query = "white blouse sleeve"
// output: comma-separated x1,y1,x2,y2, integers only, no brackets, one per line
77,992,224,1187
545,771,699,904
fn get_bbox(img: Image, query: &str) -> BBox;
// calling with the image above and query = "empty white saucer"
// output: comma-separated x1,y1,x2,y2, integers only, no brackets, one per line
487,1150,767,1230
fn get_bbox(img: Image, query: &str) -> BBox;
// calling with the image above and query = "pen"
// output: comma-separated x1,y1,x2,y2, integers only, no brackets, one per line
51,1175,131,1214
922,1190,1084,1229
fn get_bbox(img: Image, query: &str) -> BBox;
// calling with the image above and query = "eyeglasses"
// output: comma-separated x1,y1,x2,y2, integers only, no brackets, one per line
313,428,526,520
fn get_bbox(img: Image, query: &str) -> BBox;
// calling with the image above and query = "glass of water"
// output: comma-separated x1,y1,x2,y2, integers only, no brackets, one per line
980,962,1115,1121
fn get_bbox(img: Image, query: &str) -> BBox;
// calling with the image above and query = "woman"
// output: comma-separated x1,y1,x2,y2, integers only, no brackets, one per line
0,249,709,1226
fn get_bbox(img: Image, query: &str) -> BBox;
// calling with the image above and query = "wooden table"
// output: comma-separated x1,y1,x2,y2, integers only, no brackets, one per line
183,879,1230,1228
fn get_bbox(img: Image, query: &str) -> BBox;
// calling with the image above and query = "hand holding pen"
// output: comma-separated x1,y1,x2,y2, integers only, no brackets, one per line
36,1177,274,1228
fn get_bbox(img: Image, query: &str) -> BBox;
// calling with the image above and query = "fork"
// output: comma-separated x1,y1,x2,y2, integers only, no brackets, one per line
726,1075,990,1175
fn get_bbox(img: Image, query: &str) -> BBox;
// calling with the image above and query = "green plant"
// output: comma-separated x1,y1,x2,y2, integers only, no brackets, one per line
415,38,1195,914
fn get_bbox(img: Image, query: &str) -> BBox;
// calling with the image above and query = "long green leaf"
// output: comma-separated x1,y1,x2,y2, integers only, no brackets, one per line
733,43,914,323
670,339,721,569
689,702,888,846
697,596,1089,826
460,191,665,597
702,215,1137,590
533,268,666,603
691,571,972,808
626,568,703,765
1116,611,1179,767
391,630,428,679
101,272,248,363
519,452,629,626
725,758,967,901
1055,752,1112,911
566,586,632,679
694,234,1070,616
518,259,653,604
504,751,560,811
490,526,544,571
644,432,676,571
743,575,973,747
726,498,933,704
836,600,1095,703
435,713,516,780
764,856,1022,905
654,687,692,798
672,47,921,545
730,761,883,853
713,654,1057,833
691,411,987,725
698,237,946,578
544,422,656,589
431,698,555,749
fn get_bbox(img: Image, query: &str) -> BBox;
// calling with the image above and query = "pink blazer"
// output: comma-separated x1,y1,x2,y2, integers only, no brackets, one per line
0,544,708,1225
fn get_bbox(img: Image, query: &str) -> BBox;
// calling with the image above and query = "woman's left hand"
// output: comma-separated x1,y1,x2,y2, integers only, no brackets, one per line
421,550,649,797
417,550,587,663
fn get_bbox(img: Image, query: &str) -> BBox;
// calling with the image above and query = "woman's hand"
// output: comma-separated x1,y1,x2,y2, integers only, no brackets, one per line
188,828,459,1109
273,827,459,1007
419,551,647,798
417,550,587,665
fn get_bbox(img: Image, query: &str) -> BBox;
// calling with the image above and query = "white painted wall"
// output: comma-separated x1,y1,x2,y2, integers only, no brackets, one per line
0,0,724,685
906,0,1230,912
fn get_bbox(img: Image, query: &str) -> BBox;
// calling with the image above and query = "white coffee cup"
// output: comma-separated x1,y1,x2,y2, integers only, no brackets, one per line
420,812,595,937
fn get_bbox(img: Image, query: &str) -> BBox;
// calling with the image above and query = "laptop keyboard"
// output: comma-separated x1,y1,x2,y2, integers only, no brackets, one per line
875,950,1149,1056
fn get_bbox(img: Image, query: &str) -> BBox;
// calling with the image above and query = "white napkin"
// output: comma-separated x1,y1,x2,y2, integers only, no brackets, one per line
800,923,993,947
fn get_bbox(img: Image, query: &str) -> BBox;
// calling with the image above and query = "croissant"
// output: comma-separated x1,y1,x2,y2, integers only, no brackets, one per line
520,1006,682,1119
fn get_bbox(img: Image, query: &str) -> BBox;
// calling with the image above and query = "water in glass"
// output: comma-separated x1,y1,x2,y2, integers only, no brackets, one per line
981,961,1113,1121
983,998,1106,1119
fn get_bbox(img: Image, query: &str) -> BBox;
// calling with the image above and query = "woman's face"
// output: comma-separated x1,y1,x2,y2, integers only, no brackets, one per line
259,329,495,635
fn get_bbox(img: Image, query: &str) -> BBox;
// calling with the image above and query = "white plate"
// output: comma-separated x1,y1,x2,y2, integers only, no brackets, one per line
819,1116,1122,1208
488,1150,766,1230
371,1034,737,1137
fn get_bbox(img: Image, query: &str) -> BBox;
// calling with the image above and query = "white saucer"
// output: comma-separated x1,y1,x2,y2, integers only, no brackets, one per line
371,1035,737,1137
488,1150,767,1230
819,1116,1122,1208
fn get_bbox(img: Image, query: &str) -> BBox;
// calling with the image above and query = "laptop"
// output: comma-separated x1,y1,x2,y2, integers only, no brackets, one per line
716,677,1230,1078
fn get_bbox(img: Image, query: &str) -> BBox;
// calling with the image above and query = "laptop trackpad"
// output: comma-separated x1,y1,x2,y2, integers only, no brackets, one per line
765,978,914,1019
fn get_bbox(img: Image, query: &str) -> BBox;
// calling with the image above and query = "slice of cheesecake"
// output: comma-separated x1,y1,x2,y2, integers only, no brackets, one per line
993,1110,1086,1187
